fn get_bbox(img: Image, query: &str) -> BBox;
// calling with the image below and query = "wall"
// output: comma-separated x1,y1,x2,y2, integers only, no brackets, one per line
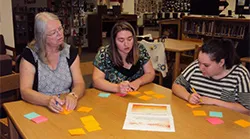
221,0,250,19
0,0,15,54
110,0,134,14
123,0,134,14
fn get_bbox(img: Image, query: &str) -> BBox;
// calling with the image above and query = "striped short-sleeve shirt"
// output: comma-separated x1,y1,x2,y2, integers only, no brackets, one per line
179,60,250,109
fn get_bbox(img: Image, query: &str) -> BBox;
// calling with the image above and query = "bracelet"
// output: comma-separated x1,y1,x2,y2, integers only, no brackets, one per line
69,92,78,100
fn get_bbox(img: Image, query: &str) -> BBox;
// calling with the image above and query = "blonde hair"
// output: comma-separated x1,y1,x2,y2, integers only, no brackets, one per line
28,12,63,64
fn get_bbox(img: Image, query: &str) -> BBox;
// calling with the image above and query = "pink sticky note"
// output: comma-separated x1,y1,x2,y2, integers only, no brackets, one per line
206,117,224,125
116,93,127,97
31,116,48,124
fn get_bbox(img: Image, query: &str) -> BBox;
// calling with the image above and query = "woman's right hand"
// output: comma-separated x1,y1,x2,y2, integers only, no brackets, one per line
188,93,202,104
119,81,133,94
47,96,65,113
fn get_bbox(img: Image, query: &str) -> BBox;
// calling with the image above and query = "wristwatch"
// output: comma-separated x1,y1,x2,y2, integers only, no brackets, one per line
69,92,78,100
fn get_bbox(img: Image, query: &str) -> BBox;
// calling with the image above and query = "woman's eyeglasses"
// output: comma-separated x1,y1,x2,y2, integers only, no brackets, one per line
47,26,64,37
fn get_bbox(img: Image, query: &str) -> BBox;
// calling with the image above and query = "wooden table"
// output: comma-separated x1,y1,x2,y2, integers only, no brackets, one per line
164,39,203,81
4,83,250,139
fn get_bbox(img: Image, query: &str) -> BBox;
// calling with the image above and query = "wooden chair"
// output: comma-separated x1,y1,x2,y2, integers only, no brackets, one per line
181,37,203,60
0,34,17,68
80,61,94,76
240,57,250,67
0,72,20,139
80,61,94,88
193,44,202,60
139,40,168,85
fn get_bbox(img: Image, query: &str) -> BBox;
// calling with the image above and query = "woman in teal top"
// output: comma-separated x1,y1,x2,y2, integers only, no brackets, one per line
93,21,155,95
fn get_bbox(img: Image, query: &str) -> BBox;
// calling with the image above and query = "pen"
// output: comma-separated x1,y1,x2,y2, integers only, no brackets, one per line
191,88,202,102
129,85,134,91
55,94,60,105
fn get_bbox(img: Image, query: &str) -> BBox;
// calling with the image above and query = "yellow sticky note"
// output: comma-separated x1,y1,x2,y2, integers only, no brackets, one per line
138,95,152,101
80,115,96,122
83,120,100,127
68,128,85,136
234,119,250,128
192,110,207,116
80,115,99,126
128,91,141,96
60,106,73,115
152,94,166,99
77,107,93,112
186,103,201,108
84,125,102,132
144,91,156,95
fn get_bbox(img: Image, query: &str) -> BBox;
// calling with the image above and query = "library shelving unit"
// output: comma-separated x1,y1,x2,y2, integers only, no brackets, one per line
181,16,250,57
50,0,89,54
12,12,35,55
182,16,250,40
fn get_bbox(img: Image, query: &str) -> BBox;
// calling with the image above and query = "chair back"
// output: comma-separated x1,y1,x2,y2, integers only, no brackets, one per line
137,34,153,42
0,73,20,94
140,40,168,77
0,34,6,54
80,61,94,76
0,73,20,118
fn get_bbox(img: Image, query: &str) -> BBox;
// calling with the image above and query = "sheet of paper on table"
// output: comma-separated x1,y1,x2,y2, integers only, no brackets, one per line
123,103,175,132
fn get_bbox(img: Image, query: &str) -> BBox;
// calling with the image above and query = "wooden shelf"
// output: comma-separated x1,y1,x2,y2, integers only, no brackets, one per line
182,16,250,41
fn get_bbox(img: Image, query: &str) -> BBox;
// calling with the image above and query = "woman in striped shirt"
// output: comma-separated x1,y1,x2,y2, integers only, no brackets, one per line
172,38,250,115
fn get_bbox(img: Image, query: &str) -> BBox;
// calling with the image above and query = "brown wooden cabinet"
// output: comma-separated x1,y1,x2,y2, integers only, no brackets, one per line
87,14,137,52
159,19,181,39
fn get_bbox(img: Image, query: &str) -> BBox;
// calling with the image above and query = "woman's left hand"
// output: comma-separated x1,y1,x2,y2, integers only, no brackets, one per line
129,79,141,91
65,93,78,110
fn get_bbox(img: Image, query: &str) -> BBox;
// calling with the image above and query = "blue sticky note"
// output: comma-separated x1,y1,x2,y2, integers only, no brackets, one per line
24,112,40,120
98,92,111,98
209,111,223,118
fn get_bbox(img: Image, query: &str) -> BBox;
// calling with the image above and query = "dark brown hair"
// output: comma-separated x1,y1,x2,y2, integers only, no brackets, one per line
201,38,240,69
110,21,139,67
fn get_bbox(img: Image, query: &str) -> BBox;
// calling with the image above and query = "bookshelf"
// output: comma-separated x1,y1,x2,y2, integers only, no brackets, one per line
182,16,250,57
182,16,250,40
50,0,89,50
13,12,35,55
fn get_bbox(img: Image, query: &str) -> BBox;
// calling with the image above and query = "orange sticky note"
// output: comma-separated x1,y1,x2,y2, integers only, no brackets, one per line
68,128,86,136
84,125,102,132
138,95,152,101
77,107,93,112
234,119,250,128
186,103,201,108
60,105,73,115
128,91,141,96
192,110,207,116
152,94,166,99
143,91,156,95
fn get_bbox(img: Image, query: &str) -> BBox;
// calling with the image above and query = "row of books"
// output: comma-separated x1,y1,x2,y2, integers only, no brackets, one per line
183,20,247,39
214,23,246,39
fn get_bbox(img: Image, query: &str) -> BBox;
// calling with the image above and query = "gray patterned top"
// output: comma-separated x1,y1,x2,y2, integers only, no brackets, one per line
27,43,72,95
